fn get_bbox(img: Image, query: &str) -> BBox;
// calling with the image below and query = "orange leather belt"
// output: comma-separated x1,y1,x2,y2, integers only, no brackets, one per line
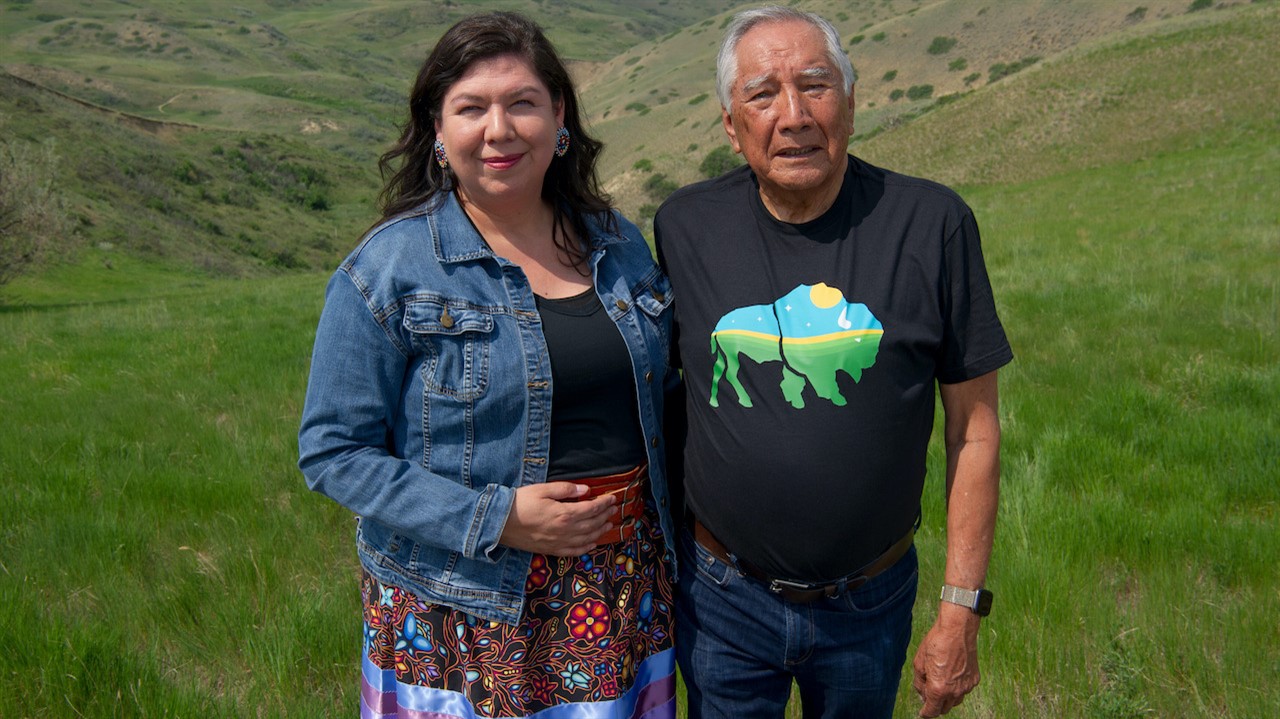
553,463,647,544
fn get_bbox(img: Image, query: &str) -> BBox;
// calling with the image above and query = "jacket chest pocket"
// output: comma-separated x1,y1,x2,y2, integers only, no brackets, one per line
404,301,495,400
631,273,675,364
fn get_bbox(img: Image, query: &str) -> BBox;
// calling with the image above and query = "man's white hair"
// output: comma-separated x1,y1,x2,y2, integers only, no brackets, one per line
715,6,856,110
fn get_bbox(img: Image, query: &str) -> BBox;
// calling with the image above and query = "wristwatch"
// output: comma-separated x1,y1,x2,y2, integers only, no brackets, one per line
940,584,993,617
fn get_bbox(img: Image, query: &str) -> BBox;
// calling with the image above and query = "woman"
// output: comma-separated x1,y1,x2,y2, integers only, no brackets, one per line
298,12,678,719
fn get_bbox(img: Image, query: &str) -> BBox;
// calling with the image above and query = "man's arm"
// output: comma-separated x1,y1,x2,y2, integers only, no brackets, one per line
913,369,1002,717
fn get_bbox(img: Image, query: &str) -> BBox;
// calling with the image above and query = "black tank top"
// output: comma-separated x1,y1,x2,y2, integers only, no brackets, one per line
535,288,647,480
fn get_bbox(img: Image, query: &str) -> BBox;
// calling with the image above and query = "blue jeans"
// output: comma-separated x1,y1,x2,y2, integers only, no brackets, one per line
676,527,918,719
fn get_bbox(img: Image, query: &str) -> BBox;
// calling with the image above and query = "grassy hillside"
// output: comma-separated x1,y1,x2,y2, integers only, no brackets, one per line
857,1,1280,186
2,0,1252,275
0,0,733,277
580,0,1219,217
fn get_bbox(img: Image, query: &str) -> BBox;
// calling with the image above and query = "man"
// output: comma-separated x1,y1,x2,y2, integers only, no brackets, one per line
654,7,1012,719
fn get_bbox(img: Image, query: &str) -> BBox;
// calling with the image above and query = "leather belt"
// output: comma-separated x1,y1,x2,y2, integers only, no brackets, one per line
553,464,647,544
692,516,915,603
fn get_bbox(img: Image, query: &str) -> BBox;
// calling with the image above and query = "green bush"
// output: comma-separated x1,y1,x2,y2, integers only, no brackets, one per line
964,72,981,85
989,56,1041,83
906,84,934,101
882,70,898,82
872,32,886,42
699,145,743,179
889,88,904,101
0,137,78,286
927,36,957,55
643,173,680,201
849,34,865,45
1188,0,1212,11
633,158,653,172
949,58,968,72
688,93,709,105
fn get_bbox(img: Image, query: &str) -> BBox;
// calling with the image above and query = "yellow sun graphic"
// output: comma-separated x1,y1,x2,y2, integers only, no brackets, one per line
809,282,842,309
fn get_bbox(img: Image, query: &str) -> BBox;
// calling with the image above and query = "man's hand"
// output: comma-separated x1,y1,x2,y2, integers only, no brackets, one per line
912,605,981,717
499,482,617,556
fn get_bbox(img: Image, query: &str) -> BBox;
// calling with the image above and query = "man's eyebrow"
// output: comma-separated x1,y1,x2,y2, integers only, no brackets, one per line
740,74,771,95
799,67,836,81
740,67,835,95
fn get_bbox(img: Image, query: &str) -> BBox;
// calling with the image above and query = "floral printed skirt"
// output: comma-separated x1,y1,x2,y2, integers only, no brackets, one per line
359,505,675,719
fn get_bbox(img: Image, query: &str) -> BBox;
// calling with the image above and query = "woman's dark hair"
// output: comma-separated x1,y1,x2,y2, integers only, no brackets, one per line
378,11,614,269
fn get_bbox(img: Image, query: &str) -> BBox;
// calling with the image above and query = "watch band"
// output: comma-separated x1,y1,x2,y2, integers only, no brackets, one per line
940,584,993,616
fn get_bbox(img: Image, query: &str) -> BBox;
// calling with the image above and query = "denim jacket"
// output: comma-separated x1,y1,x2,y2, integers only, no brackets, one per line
298,192,677,625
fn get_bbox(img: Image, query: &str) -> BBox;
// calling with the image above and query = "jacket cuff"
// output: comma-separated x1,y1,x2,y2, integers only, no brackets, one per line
469,483,516,561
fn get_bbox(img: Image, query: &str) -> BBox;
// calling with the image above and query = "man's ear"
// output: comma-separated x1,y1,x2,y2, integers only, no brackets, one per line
721,108,742,154
847,85,856,135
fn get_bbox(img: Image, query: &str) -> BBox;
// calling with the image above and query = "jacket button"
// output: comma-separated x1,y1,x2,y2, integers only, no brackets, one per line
615,299,628,311
645,371,653,383
654,292,666,303
651,436,659,448
440,308,455,329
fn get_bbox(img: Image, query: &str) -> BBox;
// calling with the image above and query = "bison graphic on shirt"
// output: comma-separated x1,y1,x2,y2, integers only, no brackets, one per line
709,283,883,409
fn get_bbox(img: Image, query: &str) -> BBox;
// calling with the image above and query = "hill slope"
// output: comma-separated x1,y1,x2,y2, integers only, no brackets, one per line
0,0,1274,276
580,0,1235,215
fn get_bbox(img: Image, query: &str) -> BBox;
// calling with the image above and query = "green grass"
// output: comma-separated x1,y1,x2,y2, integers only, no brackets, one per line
912,133,1278,717
0,267,356,715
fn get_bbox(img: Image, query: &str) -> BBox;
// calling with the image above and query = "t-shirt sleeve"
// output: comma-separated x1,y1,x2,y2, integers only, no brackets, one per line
936,209,1013,383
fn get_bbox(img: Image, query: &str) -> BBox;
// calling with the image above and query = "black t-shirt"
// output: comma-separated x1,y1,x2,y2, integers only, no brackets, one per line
654,155,1012,581
536,288,647,480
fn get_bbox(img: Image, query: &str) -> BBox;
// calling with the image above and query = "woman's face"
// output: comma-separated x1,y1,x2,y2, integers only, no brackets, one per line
435,54,564,212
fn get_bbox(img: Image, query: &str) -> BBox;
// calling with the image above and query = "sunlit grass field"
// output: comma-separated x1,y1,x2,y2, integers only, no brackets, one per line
2,121,1275,717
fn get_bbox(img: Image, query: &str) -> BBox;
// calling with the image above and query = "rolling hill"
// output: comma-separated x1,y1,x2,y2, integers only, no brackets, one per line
0,0,1275,277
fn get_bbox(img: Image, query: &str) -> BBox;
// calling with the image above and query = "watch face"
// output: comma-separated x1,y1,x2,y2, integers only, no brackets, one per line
975,589,993,617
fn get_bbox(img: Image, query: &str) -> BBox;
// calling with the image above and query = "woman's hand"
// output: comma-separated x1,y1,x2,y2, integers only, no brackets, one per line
499,483,617,556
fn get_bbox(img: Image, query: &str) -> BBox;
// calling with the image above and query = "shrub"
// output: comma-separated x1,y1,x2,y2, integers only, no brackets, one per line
1127,7,1149,22
633,158,653,172
849,34,865,45
964,72,981,85
0,138,78,286
989,56,1041,83
889,88,904,102
688,93,709,105
927,36,957,55
699,145,743,179
636,203,659,224
872,32,886,42
1187,0,1212,11
906,84,934,101
949,58,968,72
643,173,680,201
882,70,898,82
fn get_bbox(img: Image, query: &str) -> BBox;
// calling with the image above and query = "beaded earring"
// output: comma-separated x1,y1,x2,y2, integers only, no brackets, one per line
433,138,448,169
554,126,570,157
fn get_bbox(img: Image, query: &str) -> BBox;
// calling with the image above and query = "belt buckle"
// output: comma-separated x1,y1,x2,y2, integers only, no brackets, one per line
768,578,820,594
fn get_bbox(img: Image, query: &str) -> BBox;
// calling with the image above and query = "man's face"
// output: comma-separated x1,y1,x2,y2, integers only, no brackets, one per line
722,20,854,211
